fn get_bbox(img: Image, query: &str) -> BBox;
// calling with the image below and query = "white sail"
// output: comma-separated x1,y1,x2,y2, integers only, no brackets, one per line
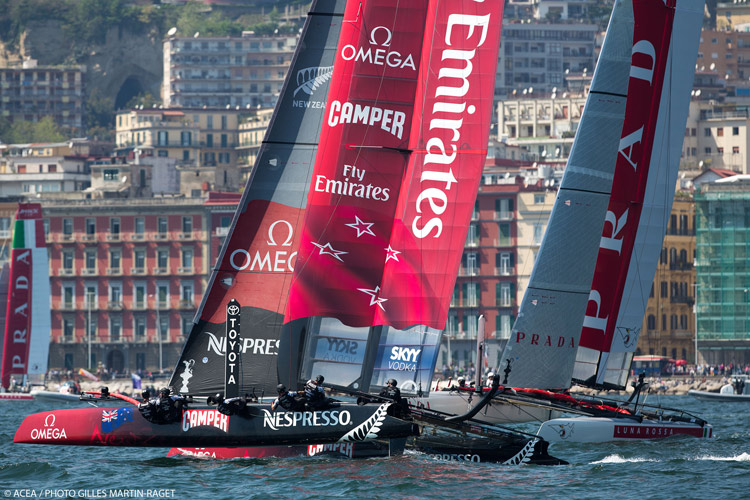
499,0,634,390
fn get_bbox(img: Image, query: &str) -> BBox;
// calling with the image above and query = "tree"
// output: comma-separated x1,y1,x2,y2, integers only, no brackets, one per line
86,88,115,130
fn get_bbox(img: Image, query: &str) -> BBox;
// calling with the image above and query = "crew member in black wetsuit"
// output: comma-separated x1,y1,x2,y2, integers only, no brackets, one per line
304,375,333,410
379,378,409,418
271,384,305,411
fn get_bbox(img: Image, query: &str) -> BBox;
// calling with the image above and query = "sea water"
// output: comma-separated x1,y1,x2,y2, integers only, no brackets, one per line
0,395,747,500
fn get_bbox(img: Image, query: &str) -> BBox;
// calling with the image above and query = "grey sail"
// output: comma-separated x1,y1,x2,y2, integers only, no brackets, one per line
499,0,634,390
169,0,347,398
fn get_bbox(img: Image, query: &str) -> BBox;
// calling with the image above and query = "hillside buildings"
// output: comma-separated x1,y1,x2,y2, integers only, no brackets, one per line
162,32,296,109
0,59,85,133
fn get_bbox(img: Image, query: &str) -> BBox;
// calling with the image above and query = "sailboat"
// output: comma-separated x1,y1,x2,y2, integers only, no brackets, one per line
14,0,564,465
410,0,714,443
0,203,50,401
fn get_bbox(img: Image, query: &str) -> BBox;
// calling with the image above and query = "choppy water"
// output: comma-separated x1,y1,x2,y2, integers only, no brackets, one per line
0,395,747,500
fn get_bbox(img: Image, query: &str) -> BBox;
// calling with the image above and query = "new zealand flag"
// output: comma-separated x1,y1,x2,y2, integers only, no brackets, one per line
101,407,134,433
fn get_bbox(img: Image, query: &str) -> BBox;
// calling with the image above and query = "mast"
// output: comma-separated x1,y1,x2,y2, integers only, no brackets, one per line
1,203,50,389
168,0,347,397
282,0,504,393
574,0,705,389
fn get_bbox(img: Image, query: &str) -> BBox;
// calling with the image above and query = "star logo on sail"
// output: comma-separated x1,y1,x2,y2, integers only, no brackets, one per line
312,242,348,262
385,245,400,262
358,286,387,310
345,216,375,238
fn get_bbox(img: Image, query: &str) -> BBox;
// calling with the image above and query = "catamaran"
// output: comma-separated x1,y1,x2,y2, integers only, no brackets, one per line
410,0,713,443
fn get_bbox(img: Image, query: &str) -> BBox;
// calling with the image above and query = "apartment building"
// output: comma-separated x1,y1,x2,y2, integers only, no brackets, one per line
496,22,598,96
43,194,237,373
237,107,273,178
639,195,697,362
162,32,296,109
0,59,85,132
115,107,241,193
0,140,96,196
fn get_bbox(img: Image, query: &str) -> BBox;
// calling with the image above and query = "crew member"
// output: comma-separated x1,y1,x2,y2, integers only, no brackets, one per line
304,375,332,410
379,379,409,418
271,384,305,411
218,395,248,416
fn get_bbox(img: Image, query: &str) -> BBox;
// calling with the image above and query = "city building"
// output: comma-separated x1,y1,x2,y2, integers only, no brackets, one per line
682,100,750,173
0,59,85,133
115,107,241,194
497,94,586,161
237,107,273,178
716,1,750,32
496,21,598,97
0,140,98,197
694,178,750,366
442,164,558,370
162,32,296,109
639,194,697,362
43,194,238,374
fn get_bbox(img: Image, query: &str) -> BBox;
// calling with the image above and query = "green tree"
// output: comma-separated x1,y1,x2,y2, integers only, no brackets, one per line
2,117,65,144
85,88,115,130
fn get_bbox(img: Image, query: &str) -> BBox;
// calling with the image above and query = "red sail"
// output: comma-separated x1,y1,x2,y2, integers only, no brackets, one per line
1,203,43,388
286,0,503,329
578,0,675,354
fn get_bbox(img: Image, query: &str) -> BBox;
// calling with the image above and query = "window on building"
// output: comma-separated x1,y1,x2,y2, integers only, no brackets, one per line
158,217,168,235
647,315,656,330
134,283,146,308
704,128,711,137
63,318,74,340
498,223,510,246
705,147,711,154
110,316,121,341
182,316,193,336
733,146,740,154
733,126,739,135
85,250,96,270
134,316,146,340
109,249,121,270
157,248,168,270
85,284,97,308
85,218,95,235
110,217,120,236
63,218,73,235
103,169,119,181
135,217,145,235
109,282,122,306
157,283,169,308
660,281,668,298
496,282,513,307
181,282,194,306
180,132,191,146
533,224,544,245
182,216,193,234
496,252,514,275
206,134,213,148
159,315,169,341
62,250,74,270
717,147,724,154
717,127,724,137
134,249,145,270
62,284,74,308
181,248,193,270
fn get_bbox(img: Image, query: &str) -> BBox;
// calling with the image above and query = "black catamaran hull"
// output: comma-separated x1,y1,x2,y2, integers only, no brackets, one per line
411,435,566,465
14,403,417,447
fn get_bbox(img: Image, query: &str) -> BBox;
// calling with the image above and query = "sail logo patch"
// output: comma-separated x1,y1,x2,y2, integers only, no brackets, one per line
340,25,416,71
181,409,229,433
206,332,279,356
261,409,351,430
229,219,297,272
514,331,576,349
293,66,334,98
388,346,421,372
327,101,405,139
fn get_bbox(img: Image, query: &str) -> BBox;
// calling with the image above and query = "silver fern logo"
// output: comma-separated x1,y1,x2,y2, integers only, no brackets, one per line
502,438,538,466
337,403,391,442
294,66,334,97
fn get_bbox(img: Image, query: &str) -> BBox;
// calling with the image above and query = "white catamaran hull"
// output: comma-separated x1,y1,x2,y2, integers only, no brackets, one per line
0,392,34,401
411,391,562,425
537,417,712,443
